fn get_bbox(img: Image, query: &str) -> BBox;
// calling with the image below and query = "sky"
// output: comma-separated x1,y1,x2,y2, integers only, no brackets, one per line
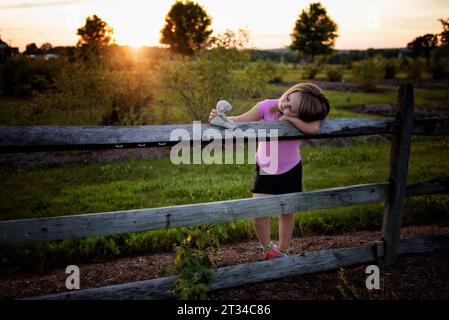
0,0,447,51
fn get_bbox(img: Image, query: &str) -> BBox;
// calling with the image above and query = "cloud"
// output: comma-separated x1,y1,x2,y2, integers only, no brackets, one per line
0,0,87,10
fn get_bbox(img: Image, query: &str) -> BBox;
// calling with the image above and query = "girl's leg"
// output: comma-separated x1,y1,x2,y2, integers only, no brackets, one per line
279,213,295,251
252,193,272,247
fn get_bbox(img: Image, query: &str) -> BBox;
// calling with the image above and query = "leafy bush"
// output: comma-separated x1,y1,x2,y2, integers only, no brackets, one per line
99,69,155,125
0,56,62,97
429,58,449,80
382,58,399,79
34,62,155,125
325,65,343,82
154,48,249,121
163,223,234,300
429,50,449,80
404,57,427,80
351,58,384,90
238,60,284,98
303,63,320,79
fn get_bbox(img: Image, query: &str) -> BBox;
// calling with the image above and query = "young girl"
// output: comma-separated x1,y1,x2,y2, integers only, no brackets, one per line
208,83,330,260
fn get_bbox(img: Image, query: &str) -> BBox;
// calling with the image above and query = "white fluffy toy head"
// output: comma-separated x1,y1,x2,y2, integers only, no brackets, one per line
210,99,235,129
216,100,232,113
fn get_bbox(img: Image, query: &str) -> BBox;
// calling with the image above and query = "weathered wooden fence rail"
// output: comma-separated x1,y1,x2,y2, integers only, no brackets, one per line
0,117,448,153
0,83,448,299
28,233,449,300
1,178,448,244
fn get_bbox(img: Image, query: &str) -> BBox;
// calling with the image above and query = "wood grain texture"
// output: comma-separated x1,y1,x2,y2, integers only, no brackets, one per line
382,83,414,265
0,183,389,244
0,118,401,153
1,117,448,153
2,176,448,245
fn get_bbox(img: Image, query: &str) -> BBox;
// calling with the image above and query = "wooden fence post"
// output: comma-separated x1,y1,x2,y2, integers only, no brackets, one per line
381,83,414,265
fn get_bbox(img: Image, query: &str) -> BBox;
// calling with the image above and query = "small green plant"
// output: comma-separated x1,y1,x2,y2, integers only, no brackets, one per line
404,57,427,80
0,56,62,98
325,65,343,82
303,63,320,79
336,267,361,300
335,266,398,300
351,58,384,91
238,60,284,98
165,222,233,300
382,58,399,79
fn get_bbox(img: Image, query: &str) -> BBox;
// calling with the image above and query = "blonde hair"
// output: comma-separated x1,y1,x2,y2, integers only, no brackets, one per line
269,83,330,122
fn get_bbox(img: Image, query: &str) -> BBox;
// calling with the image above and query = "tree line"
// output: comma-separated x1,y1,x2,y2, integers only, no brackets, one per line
18,1,338,61
17,1,448,67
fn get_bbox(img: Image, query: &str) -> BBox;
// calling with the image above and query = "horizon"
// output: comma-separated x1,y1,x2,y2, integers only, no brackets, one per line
1,42,412,53
0,0,447,52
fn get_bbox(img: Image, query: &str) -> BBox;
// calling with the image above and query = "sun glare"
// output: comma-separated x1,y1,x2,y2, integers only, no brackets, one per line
2,0,448,51
112,20,150,48
94,1,167,48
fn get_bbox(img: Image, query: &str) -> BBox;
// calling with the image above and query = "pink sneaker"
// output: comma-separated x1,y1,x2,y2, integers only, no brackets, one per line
258,242,287,260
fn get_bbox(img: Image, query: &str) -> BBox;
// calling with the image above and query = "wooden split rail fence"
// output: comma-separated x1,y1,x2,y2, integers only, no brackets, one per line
0,83,448,299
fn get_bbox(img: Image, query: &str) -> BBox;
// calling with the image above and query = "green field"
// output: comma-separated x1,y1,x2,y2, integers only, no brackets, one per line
1,138,448,273
2,82,448,126
0,83,448,273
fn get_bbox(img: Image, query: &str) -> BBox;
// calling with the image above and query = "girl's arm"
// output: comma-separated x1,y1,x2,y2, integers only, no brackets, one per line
208,104,261,123
280,115,321,134
228,104,261,122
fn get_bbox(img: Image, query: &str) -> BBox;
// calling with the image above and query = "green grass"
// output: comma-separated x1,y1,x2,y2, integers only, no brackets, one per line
269,83,448,118
0,96,101,126
281,65,352,83
0,96,36,125
1,78,448,273
1,136,448,273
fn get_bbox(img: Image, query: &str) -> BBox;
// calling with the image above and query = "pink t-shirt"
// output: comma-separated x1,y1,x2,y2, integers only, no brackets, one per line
255,99,302,175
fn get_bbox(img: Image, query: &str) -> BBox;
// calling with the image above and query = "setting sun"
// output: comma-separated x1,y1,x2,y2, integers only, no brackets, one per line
91,2,168,48
0,0,448,51
0,0,448,305
113,20,154,48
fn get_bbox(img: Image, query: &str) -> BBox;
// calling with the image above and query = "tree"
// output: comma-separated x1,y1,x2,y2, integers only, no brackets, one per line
40,42,53,53
439,18,449,47
406,33,439,65
76,14,113,47
0,39,12,63
24,43,41,55
160,1,212,55
431,18,449,79
289,2,338,60
207,29,250,50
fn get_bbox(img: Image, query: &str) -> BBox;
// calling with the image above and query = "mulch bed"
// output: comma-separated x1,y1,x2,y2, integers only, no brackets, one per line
0,224,448,300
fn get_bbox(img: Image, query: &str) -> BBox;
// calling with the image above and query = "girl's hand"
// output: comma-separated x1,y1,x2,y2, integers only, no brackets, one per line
279,114,290,121
208,109,217,123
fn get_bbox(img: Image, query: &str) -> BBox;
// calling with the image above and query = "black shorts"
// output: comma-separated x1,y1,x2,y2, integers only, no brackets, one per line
251,161,302,195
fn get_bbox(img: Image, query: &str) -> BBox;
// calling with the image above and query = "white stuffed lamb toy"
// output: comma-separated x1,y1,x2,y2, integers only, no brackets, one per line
210,100,236,129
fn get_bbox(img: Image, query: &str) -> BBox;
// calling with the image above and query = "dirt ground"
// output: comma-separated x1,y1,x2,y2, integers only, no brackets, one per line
1,224,448,300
